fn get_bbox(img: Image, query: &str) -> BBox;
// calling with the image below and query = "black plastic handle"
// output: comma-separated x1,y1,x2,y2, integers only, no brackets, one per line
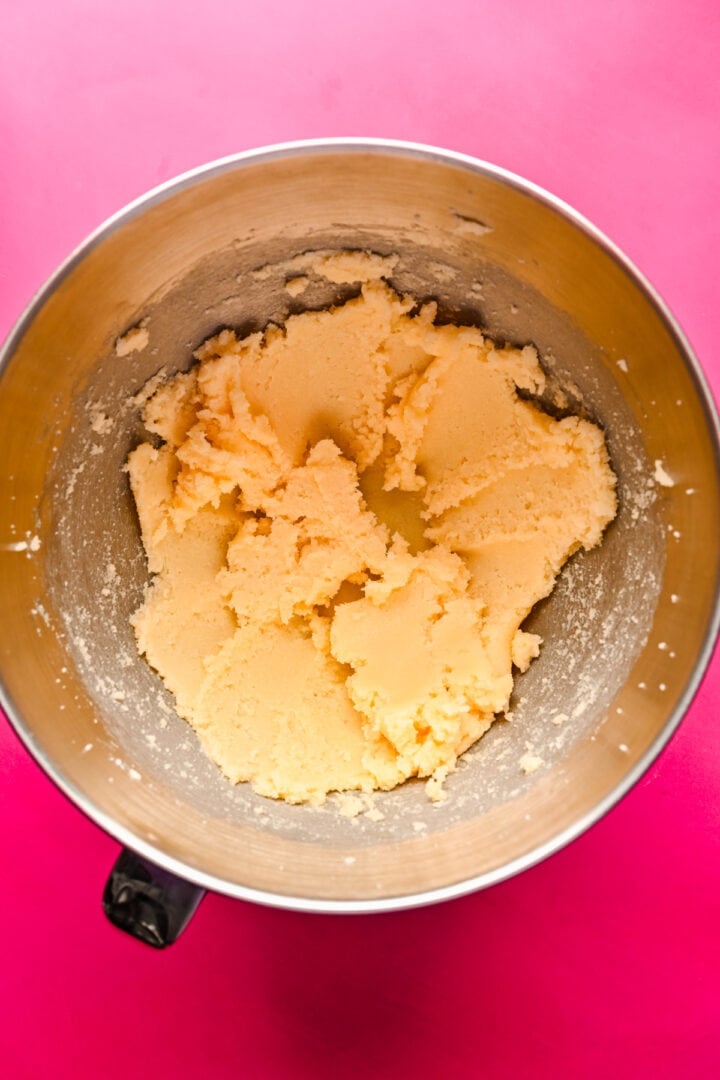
102,848,205,948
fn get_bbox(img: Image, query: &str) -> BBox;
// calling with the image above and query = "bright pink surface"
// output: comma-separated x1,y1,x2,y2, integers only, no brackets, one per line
2,2,720,1077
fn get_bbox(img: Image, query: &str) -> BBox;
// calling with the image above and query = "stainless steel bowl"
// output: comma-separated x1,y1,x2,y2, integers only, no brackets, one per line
2,139,719,922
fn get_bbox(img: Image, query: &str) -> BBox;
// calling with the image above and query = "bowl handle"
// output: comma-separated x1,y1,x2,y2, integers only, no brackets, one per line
102,848,205,947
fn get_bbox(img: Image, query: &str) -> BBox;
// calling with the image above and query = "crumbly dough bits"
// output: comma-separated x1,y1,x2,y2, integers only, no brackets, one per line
127,252,617,804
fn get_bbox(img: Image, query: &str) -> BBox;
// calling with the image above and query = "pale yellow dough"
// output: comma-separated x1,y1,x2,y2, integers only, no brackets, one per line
127,253,617,804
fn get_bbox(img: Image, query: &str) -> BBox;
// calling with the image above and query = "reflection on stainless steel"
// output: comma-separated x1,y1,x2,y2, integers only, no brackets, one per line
1,140,718,911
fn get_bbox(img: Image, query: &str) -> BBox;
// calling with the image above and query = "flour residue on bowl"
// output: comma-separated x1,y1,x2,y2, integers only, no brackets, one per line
122,251,617,805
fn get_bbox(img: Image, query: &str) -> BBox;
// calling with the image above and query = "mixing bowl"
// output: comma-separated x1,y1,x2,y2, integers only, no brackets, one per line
1,139,719,942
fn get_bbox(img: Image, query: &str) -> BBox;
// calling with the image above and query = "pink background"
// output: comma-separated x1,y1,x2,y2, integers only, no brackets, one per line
2,1,720,1076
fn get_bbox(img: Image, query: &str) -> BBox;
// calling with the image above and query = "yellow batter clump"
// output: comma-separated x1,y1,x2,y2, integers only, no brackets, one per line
127,252,617,804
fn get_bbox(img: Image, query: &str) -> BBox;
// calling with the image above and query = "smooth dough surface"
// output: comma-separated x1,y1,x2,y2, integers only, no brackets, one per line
127,253,617,803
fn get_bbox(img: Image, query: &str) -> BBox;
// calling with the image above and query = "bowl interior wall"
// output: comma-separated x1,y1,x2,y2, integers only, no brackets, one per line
1,147,718,903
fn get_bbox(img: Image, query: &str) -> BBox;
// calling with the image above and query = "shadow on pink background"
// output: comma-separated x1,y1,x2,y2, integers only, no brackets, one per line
1,2,719,1077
